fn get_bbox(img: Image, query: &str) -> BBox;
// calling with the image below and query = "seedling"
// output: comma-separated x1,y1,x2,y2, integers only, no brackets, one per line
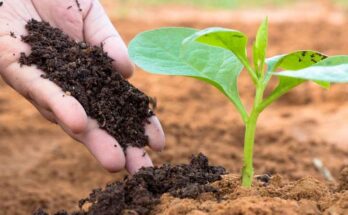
128,18,348,188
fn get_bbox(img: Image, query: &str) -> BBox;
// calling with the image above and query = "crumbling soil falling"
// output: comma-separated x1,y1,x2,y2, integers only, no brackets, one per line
19,19,153,149
33,154,226,215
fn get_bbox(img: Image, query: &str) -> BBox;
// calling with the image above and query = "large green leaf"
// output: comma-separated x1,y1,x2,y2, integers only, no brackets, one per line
128,27,247,120
275,55,348,83
182,27,249,66
253,17,268,76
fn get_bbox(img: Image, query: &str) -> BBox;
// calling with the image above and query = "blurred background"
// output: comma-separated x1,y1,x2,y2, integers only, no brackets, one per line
116,0,348,9
1,0,348,214
104,0,348,19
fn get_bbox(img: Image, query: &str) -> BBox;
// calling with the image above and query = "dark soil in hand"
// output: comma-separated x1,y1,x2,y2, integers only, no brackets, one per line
19,20,153,149
33,154,226,215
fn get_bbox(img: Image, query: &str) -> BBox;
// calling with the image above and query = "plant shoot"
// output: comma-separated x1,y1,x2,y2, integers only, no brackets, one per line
128,18,348,188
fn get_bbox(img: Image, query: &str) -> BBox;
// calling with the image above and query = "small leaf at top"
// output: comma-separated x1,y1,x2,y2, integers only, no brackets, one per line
253,17,268,76
182,27,249,65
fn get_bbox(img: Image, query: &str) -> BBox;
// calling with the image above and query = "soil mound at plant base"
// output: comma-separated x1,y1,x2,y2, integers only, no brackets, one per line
33,154,226,215
19,19,153,148
153,172,348,215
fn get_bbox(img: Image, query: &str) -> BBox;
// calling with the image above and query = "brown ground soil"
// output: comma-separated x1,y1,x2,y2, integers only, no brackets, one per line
1,2,348,215
153,172,348,215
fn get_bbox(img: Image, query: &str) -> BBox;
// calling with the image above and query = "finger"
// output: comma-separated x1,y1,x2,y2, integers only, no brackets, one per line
31,0,85,40
3,62,88,133
59,118,126,173
30,100,57,123
125,147,153,175
83,0,134,78
145,116,165,151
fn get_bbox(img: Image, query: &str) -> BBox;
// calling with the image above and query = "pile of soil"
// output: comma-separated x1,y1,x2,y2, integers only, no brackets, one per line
19,19,153,148
33,156,348,215
33,154,226,215
153,170,348,215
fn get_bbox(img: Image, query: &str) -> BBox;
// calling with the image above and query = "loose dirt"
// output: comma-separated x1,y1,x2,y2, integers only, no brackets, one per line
34,154,226,215
0,2,348,215
19,20,153,149
152,171,348,215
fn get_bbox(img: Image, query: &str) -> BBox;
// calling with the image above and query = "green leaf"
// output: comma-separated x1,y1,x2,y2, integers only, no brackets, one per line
265,50,329,88
275,55,348,83
258,51,329,111
253,17,268,76
265,51,328,78
128,27,247,121
182,27,249,66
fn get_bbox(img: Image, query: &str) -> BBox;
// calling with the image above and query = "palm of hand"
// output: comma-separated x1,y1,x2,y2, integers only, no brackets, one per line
0,0,165,174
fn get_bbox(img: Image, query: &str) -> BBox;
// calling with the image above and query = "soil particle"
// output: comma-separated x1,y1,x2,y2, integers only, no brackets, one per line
285,177,329,201
148,97,157,111
324,192,348,215
19,19,153,149
338,166,348,191
67,6,72,10
256,174,272,185
34,154,226,215
33,209,48,215
10,31,16,38
33,210,70,215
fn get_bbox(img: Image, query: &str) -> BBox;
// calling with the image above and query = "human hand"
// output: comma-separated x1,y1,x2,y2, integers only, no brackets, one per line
0,0,165,174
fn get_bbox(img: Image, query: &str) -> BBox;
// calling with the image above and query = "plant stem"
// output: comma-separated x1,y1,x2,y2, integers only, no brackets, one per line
242,111,258,187
257,81,300,112
242,83,264,187
239,57,258,85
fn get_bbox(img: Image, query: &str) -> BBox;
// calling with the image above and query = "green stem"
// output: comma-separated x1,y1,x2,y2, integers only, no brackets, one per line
243,60,259,85
234,100,249,124
242,83,264,187
242,112,258,187
257,82,300,112
238,57,258,85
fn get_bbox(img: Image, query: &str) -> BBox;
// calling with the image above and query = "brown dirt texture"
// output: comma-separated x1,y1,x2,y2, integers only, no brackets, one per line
153,172,348,215
34,154,226,215
1,1,348,215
